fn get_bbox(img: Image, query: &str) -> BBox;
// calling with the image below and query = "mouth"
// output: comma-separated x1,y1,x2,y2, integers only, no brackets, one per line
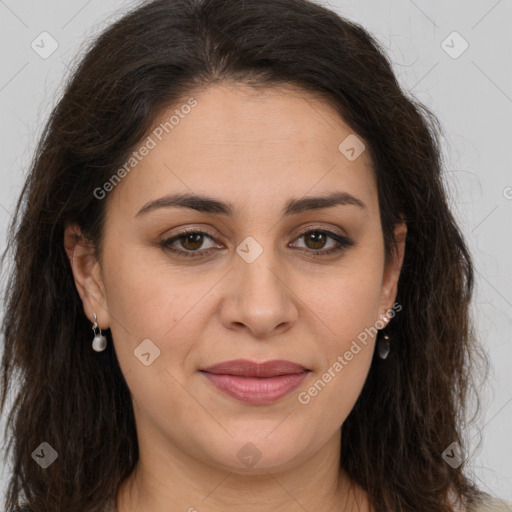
199,359,311,404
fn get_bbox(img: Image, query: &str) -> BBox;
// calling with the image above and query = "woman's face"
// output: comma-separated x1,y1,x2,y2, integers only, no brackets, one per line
68,82,405,475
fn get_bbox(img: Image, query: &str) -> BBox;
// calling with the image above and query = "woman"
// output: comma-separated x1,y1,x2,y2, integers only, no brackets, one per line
1,0,510,511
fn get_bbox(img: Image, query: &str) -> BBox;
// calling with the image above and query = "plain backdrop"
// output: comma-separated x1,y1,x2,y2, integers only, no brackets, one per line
0,0,511,503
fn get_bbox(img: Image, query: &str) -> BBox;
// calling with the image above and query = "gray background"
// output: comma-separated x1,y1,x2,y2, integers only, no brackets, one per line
0,0,511,503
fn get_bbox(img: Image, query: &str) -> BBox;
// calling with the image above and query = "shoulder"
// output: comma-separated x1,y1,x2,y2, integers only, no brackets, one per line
469,493,512,512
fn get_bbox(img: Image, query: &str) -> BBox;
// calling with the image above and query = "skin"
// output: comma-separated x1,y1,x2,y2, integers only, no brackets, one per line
65,81,406,512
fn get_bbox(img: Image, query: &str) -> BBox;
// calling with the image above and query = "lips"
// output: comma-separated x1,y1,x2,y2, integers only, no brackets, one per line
201,359,309,377
200,359,311,404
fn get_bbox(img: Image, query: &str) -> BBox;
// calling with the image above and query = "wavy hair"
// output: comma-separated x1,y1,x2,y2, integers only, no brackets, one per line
1,0,490,510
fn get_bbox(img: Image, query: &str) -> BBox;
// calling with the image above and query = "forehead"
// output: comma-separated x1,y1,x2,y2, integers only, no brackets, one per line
107,82,378,219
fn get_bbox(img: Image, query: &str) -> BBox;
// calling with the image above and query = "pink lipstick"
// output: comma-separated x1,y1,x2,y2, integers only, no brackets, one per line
200,359,310,404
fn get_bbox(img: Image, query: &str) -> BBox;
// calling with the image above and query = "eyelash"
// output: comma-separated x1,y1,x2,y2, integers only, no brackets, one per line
160,227,354,259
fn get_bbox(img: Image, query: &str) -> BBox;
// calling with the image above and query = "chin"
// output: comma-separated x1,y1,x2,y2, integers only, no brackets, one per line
201,431,313,475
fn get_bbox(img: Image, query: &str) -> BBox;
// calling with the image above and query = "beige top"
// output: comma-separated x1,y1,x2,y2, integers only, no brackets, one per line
472,494,512,511
102,493,512,511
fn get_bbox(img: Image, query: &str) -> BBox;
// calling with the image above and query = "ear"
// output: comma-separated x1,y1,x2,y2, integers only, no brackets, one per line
64,223,110,329
379,219,407,320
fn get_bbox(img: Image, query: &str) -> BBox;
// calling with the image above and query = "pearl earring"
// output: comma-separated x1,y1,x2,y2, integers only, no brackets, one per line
91,313,107,352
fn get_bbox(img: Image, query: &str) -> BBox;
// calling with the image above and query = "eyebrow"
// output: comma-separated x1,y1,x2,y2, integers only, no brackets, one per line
135,191,367,218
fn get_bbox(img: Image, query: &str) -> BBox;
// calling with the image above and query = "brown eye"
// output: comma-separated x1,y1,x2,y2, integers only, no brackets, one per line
303,230,328,250
291,229,354,256
177,232,205,251
161,230,218,258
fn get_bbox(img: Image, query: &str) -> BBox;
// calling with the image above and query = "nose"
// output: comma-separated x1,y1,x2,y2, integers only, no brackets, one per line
218,242,299,339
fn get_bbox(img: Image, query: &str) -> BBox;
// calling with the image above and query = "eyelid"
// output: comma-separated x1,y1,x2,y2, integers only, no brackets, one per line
161,223,347,241
294,224,348,238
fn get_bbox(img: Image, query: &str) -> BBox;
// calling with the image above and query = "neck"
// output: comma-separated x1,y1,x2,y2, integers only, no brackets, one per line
116,427,371,512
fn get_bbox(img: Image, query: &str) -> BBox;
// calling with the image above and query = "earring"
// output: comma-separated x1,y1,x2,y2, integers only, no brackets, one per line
91,313,107,352
377,330,391,359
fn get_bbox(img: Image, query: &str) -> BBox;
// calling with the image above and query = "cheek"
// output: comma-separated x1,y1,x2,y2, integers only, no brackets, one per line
102,241,200,338
296,251,383,422
298,293,379,435
102,242,219,394
300,349,373,439
102,246,203,421
303,253,385,345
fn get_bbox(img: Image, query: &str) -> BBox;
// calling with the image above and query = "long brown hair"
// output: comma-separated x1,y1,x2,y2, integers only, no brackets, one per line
1,0,490,510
